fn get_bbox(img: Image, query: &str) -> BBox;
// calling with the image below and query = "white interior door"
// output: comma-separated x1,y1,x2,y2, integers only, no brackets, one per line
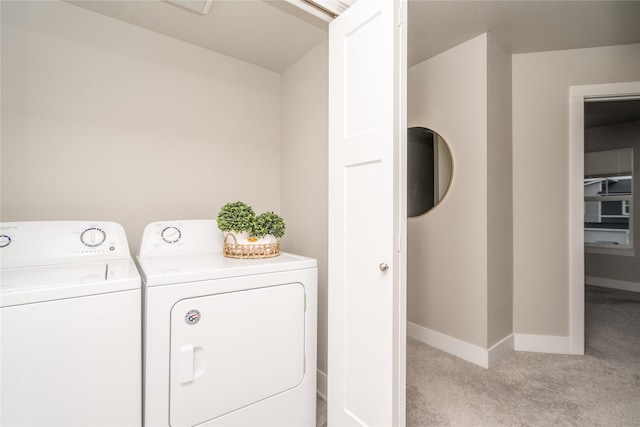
327,0,407,426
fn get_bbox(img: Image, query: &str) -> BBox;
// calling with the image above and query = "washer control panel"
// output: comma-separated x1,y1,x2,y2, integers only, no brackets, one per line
0,221,131,269
81,227,107,247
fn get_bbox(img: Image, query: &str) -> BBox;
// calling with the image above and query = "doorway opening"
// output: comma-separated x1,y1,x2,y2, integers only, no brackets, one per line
568,81,640,355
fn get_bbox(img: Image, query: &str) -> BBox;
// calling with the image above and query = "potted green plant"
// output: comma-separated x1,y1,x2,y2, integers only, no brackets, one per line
216,201,256,242
252,212,286,243
217,201,286,258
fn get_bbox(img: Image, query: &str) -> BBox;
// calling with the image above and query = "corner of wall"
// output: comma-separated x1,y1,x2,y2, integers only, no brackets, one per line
280,38,329,377
317,369,328,400
408,322,514,369
486,33,514,346
514,334,572,354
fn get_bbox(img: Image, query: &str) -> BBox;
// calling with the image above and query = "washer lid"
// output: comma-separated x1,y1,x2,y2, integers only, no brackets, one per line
1,258,141,307
137,252,317,287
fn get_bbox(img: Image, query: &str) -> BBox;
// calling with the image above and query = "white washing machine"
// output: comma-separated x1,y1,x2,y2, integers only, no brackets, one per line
137,220,317,427
0,221,142,426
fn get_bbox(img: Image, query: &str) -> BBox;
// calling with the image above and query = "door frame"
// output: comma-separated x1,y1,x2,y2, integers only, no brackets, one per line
568,81,640,354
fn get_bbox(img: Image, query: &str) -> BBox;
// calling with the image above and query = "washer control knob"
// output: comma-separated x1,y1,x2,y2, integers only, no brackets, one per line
161,226,182,244
80,227,106,247
0,235,12,248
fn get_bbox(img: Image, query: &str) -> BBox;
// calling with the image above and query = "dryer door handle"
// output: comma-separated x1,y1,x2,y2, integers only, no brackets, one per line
180,344,194,384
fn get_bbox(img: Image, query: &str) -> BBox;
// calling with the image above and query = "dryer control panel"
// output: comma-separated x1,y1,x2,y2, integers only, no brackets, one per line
138,220,223,258
0,221,131,269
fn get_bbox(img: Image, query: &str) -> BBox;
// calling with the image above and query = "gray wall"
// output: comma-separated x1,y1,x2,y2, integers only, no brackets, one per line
1,1,282,252
407,34,489,348
585,120,640,288
407,33,513,350
486,35,513,347
280,41,329,383
409,36,640,354
1,0,331,389
513,43,640,335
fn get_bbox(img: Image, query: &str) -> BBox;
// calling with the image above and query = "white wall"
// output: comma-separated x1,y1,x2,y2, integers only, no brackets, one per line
513,43,640,335
1,1,282,252
280,41,329,387
407,34,489,348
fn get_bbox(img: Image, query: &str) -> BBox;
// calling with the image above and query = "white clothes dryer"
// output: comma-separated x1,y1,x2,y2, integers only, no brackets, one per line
137,220,317,427
0,221,142,426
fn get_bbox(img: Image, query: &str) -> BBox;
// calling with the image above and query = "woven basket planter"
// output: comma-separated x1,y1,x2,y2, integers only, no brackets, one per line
223,233,280,259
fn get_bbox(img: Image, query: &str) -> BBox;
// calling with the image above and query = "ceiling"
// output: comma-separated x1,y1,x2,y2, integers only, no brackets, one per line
67,0,640,72
66,0,330,73
585,99,640,129
67,0,640,128
407,0,640,68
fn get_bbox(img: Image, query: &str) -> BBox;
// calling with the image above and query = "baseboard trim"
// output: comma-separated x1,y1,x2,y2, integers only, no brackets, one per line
317,369,327,401
585,276,640,293
514,334,572,354
408,322,487,368
408,322,513,369
320,329,572,388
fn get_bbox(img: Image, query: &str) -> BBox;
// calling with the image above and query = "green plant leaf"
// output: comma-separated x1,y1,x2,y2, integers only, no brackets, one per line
216,201,256,233
252,211,286,238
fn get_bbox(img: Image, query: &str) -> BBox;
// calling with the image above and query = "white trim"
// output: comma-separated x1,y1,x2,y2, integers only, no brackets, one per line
407,322,513,369
570,82,640,98
569,89,586,355
568,81,640,355
286,0,334,21
315,0,353,14
316,369,328,400
586,276,640,293
285,0,353,22
514,334,572,354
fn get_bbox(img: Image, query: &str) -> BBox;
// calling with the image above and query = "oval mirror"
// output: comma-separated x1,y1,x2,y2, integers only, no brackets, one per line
407,127,453,217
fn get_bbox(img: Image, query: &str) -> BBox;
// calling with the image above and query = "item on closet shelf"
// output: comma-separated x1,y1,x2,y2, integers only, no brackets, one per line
217,201,286,259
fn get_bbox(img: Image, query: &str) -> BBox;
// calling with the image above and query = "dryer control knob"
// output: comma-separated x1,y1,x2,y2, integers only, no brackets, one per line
80,227,106,247
161,226,182,244
0,234,11,248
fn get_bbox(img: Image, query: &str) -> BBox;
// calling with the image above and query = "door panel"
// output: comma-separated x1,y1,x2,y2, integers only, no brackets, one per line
328,0,407,425
169,283,305,427
343,161,387,424
345,12,382,137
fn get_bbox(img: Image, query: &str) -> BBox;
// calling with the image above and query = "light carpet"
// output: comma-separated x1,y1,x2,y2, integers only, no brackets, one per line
318,285,640,426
